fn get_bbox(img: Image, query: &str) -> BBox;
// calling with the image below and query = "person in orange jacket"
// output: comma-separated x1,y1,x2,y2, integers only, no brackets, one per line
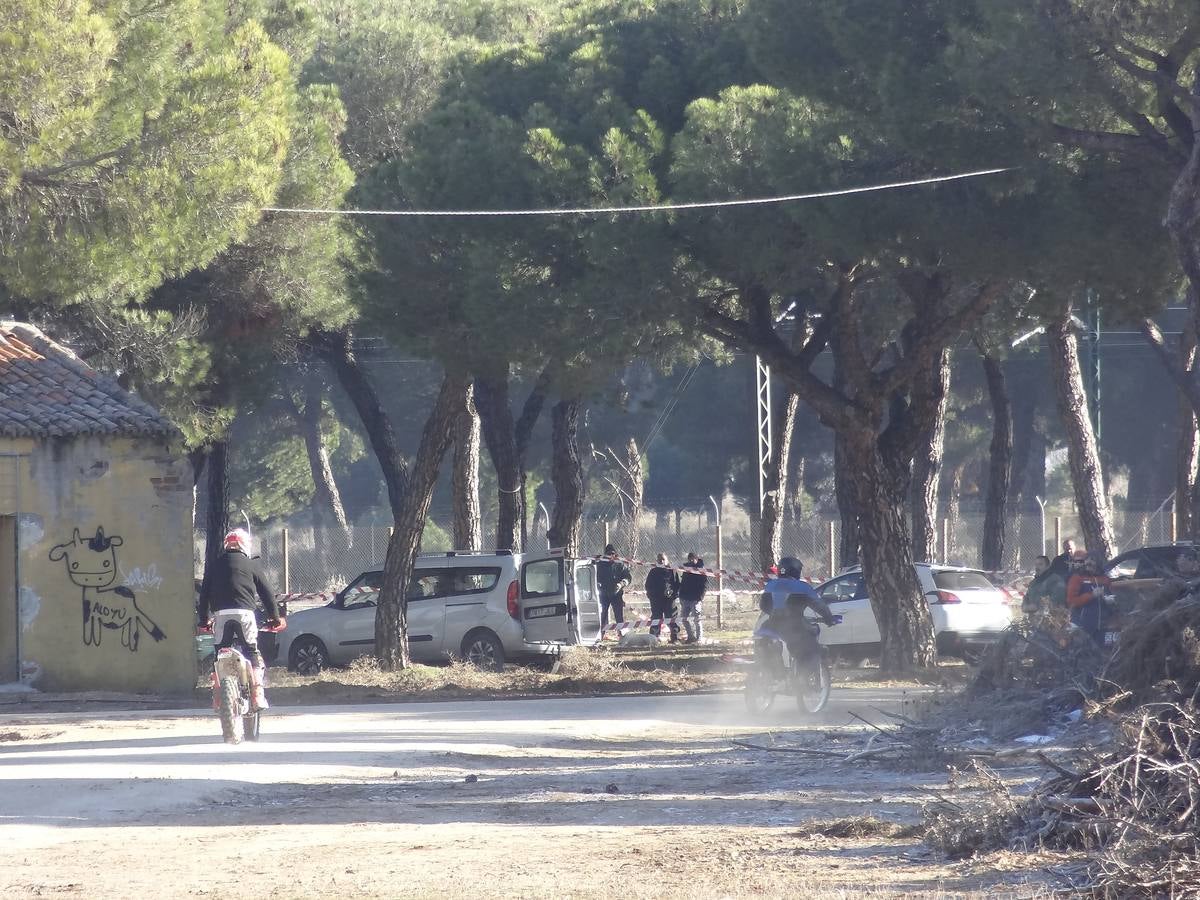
1065,550,1112,646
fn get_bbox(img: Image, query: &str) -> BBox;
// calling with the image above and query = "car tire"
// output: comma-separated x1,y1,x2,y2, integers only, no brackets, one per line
289,636,329,676
461,630,506,672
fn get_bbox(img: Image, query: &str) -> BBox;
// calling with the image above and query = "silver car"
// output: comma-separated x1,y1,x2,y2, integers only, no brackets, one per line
276,550,602,674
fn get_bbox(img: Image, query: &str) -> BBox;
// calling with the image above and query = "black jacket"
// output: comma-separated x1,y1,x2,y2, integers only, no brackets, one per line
596,558,632,600
645,565,680,603
1047,552,1072,581
199,550,279,621
679,560,708,603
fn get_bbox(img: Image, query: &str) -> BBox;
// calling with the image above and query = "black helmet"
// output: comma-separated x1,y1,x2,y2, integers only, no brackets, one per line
777,556,803,579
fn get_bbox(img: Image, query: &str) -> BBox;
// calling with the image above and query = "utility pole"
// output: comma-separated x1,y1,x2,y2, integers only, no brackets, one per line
755,356,772,518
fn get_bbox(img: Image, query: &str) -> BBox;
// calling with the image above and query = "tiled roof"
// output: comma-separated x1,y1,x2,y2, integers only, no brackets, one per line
0,322,177,439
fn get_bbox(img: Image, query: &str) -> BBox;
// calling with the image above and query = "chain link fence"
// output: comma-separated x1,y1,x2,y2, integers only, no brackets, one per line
194,498,1180,601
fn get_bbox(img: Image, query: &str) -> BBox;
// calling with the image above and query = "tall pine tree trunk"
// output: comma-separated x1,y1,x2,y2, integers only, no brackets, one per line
313,329,407,520
1006,387,1037,569
944,460,965,563
618,437,643,559
1177,320,1198,540
834,433,860,568
297,380,351,570
474,365,552,551
980,352,1012,571
547,398,583,556
452,386,482,551
759,390,800,570
473,371,524,552
910,349,949,562
1047,309,1116,559
204,440,230,575
842,432,937,671
376,373,470,669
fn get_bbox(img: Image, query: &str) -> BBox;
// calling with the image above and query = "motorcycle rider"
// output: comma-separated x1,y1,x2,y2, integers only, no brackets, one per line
756,556,838,677
198,529,280,709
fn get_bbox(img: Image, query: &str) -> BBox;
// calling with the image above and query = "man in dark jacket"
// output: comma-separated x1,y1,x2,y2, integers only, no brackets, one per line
679,552,708,643
645,553,681,642
596,544,632,629
199,529,280,708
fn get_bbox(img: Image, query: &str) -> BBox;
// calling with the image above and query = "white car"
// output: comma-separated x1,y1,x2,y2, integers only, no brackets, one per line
276,550,602,674
814,564,1015,658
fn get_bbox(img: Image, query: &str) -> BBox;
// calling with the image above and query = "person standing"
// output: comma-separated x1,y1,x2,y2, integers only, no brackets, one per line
1047,538,1077,580
1066,550,1112,646
596,544,632,629
644,552,681,642
1023,554,1066,614
679,551,708,643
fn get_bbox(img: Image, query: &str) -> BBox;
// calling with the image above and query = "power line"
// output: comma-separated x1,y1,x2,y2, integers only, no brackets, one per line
261,167,1013,217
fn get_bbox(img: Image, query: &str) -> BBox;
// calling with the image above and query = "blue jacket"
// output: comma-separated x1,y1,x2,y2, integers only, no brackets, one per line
764,576,819,611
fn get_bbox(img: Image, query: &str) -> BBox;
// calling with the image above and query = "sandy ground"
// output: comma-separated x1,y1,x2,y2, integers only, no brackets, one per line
0,690,1053,898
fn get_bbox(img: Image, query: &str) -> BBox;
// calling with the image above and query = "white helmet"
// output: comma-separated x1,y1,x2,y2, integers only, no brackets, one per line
223,528,252,555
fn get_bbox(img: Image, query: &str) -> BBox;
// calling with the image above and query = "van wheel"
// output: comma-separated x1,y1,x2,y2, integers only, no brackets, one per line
529,656,561,674
290,636,328,676
462,631,505,672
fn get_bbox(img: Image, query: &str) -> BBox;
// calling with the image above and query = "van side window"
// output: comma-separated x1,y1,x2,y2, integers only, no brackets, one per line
523,559,562,598
448,567,502,595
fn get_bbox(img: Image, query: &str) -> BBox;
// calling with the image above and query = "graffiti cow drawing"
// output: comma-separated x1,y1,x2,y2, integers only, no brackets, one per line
49,528,166,651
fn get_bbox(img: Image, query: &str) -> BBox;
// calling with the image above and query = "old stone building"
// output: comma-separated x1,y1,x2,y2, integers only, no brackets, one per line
0,322,195,693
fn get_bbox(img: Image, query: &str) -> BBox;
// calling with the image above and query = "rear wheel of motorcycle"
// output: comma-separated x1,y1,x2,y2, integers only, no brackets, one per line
744,669,775,714
796,655,831,714
218,676,244,744
244,710,261,742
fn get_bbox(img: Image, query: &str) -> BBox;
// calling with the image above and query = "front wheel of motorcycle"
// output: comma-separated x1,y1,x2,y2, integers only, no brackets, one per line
744,669,775,714
795,654,832,715
218,676,245,744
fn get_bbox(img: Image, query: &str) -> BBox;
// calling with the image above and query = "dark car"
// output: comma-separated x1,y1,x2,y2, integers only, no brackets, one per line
1105,543,1199,580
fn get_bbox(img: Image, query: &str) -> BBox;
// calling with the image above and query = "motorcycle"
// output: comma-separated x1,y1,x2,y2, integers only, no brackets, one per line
201,617,286,744
744,615,840,715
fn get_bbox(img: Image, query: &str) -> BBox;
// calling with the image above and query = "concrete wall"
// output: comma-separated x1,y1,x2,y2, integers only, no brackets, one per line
1,436,196,693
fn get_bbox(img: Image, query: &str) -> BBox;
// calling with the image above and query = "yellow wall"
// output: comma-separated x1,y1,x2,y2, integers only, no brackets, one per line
4,435,196,693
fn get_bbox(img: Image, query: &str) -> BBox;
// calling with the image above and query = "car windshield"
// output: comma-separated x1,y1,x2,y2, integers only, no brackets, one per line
933,571,996,591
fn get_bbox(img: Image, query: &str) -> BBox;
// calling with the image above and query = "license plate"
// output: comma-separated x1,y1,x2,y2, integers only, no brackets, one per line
1104,631,1119,646
526,604,564,620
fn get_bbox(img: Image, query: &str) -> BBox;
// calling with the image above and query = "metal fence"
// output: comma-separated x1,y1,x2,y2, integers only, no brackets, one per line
195,497,1179,599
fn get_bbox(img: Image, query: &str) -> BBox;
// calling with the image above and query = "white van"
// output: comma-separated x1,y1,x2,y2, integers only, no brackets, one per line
276,549,602,674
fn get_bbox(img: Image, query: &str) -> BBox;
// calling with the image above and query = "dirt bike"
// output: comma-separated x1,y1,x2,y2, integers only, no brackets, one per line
201,617,286,744
744,615,840,715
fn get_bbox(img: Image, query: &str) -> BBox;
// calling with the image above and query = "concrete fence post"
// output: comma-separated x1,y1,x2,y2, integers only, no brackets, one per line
708,496,723,630
1054,517,1062,554
828,520,836,578
281,527,290,594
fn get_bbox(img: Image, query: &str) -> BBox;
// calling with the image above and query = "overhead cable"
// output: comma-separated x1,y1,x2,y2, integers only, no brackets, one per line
261,167,1013,217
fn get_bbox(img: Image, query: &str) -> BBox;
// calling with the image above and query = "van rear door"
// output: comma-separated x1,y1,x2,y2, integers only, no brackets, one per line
520,554,572,644
572,560,603,645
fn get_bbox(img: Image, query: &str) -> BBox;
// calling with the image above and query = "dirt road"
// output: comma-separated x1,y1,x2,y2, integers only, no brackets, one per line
0,689,1044,898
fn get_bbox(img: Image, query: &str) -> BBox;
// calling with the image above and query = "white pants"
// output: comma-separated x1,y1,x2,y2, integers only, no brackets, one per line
211,609,259,652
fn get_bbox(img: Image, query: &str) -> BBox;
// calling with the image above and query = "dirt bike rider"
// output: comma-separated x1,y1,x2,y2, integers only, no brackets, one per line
755,556,838,679
198,529,281,709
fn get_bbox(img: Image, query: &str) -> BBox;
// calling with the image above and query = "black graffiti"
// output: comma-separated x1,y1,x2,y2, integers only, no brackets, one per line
50,528,166,651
